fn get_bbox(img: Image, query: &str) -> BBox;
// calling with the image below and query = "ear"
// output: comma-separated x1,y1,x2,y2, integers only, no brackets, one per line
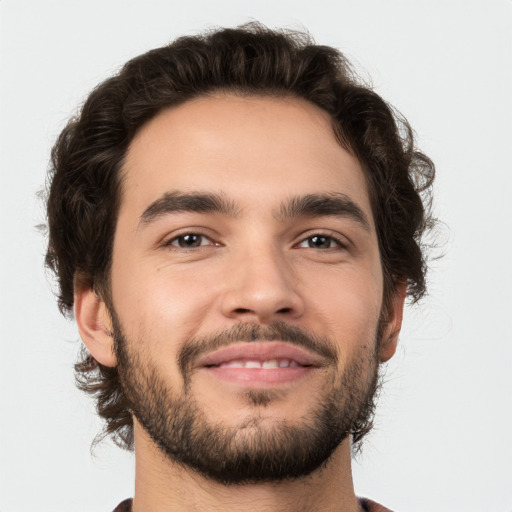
74,284,117,367
378,282,407,363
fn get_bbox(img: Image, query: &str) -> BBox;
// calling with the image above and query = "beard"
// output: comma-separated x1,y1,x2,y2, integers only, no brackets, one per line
112,313,382,485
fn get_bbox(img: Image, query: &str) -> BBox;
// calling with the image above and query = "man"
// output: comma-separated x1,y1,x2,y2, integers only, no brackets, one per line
45,23,434,512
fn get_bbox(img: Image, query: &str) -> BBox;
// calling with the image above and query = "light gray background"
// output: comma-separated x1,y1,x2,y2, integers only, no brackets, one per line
1,1,511,511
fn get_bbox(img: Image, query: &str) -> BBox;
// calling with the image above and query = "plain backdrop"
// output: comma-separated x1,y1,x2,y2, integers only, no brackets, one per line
1,1,511,511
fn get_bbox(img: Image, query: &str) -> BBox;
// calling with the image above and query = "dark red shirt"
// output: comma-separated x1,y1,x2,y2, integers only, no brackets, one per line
112,497,393,511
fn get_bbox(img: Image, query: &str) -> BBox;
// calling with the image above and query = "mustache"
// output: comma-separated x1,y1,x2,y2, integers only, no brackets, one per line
178,322,338,377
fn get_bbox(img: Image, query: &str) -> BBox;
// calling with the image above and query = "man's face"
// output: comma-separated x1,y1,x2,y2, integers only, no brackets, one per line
107,94,399,482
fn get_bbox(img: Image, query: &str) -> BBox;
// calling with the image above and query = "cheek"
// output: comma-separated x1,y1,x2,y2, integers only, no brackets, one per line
111,258,221,354
302,264,383,354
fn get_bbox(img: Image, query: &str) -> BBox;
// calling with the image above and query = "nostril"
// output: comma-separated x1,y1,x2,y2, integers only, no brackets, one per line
234,308,252,314
232,307,292,315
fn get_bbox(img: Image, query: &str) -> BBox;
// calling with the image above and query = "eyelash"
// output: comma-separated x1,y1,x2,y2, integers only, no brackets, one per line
296,233,348,250
164,232,348,251
165,233,217,249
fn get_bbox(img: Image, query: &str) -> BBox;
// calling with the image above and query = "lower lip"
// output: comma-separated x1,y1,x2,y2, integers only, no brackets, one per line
204,366,314,387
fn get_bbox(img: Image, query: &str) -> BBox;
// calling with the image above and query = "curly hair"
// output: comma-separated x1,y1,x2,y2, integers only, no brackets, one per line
45,22,435,449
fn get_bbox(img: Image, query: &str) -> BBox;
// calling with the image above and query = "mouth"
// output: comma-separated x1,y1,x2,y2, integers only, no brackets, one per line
209,358,305,369
195,341,323,387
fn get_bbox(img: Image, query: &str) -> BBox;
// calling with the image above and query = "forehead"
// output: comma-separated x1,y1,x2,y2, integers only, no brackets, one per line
121,94,373,224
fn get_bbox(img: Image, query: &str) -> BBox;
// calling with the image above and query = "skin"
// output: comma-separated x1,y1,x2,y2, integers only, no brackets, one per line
75,94,406,512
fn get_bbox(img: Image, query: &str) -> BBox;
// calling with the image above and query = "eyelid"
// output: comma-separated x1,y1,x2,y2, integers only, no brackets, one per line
295,230,351,250
169,234,212,248
158,227,351,251
160,228,220,249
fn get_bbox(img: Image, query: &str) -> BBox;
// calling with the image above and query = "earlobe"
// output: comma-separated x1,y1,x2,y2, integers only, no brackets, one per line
74,284,117,367
379,282,407,363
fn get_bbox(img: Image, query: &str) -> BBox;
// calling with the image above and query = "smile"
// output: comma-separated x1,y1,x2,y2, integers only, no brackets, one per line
210,358,306,369
196,342,321,387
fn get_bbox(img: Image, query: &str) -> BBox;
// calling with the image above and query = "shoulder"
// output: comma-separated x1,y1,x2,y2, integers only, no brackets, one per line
359,497,394,512
113,497,391,512
112,498,133,512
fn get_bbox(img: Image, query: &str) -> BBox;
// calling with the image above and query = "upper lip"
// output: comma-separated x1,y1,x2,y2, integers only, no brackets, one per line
195,341,325,368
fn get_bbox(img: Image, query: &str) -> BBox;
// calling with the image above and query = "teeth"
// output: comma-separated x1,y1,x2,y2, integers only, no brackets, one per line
217,359,301,369
218,361,245,368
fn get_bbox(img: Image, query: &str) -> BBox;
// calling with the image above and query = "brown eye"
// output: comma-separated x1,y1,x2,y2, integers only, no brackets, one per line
298,235,341,249
307,235,332,249
170,234,209,248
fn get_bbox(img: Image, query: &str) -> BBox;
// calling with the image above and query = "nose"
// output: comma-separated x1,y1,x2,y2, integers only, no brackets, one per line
220,245,305,323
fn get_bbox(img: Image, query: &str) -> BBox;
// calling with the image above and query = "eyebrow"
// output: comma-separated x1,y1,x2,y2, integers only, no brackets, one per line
276,193,371,232
139,190,370,232
139,191,240,227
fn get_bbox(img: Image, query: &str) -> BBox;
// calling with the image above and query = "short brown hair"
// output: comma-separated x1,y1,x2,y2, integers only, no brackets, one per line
45,22,435,448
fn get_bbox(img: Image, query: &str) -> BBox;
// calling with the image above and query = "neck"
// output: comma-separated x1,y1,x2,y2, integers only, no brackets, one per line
131,423,360,512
